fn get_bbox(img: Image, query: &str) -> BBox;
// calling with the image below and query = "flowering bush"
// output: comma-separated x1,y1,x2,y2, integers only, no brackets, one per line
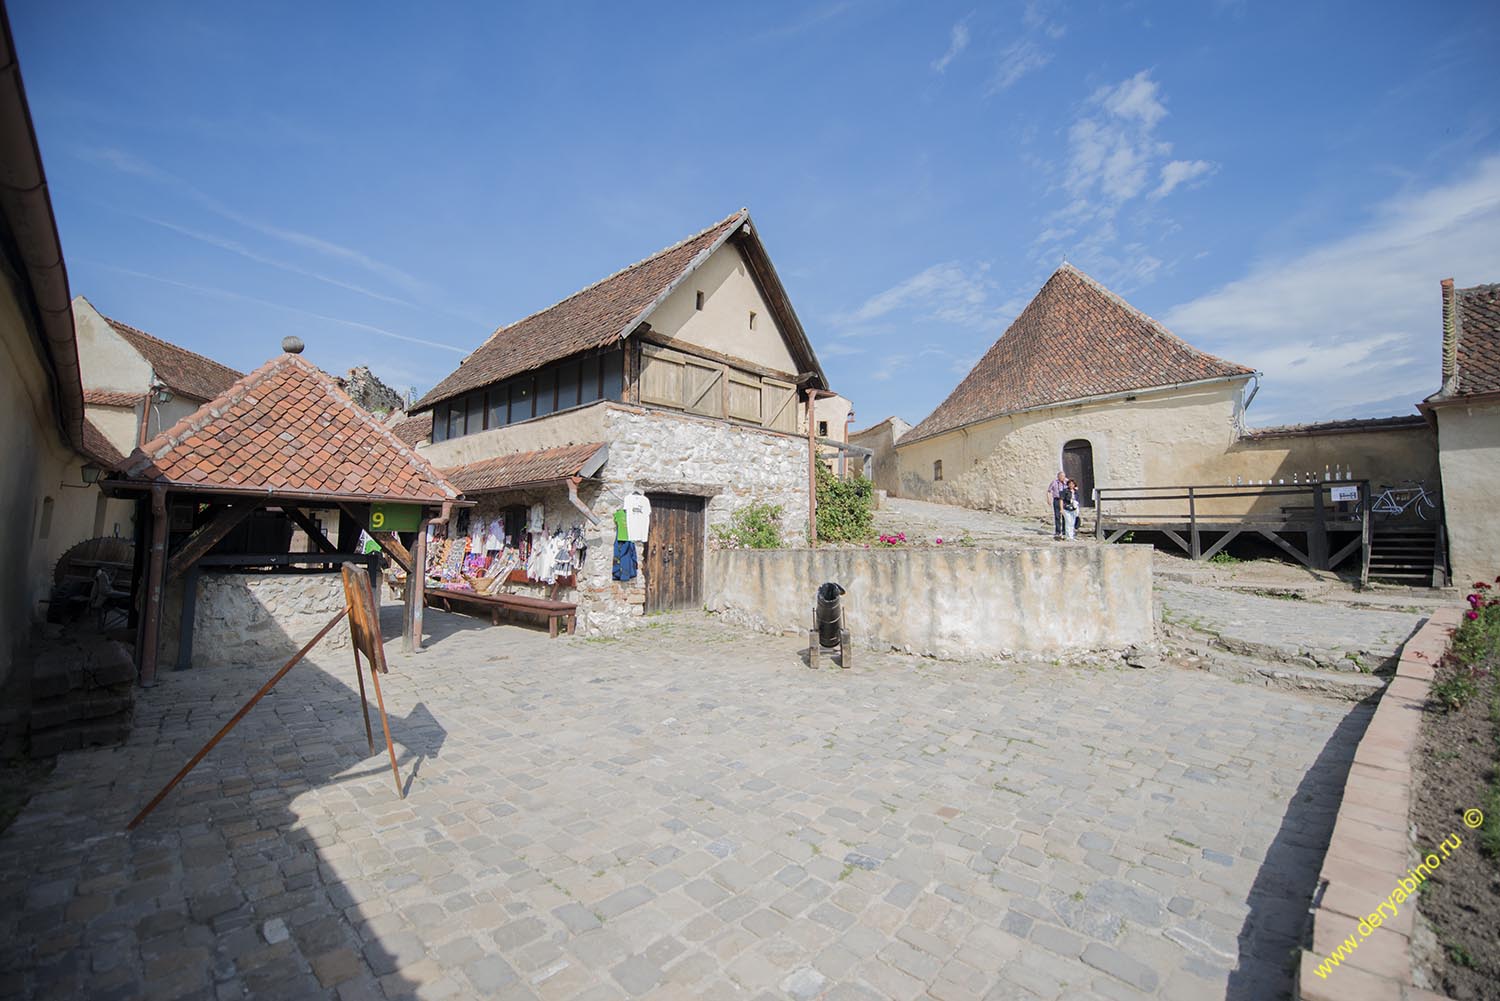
1452,574,1500,667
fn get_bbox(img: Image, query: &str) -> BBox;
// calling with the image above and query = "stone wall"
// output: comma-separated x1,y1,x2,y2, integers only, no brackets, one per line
603,404,810,545
181,572,353,670
705,544,1154,660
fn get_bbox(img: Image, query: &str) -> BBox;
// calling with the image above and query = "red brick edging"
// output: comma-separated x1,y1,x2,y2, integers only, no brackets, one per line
1296,606,1462,1001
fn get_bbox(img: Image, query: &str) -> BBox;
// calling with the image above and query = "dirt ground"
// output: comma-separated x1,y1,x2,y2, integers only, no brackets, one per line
1411,666,1500,1000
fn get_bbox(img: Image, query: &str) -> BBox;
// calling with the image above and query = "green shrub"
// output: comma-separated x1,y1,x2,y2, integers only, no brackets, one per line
815,462,874,543
1432,667,1482,712
713,503,784,549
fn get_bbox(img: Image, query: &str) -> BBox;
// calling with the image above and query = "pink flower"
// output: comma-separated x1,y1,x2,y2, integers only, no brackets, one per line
1466,610,1480,620
935,537,943,545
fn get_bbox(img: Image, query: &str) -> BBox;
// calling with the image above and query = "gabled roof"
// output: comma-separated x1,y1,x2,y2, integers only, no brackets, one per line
1428,280,1500,402
441,442,608,494
391,412,432,449
80,418,125,470
104,315,243,402
414,209,826,411
122,353,460,504
84,388,140,407
904,264,1255,444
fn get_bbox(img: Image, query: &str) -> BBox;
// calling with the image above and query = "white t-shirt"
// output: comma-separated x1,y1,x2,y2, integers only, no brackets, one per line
624,493,652,543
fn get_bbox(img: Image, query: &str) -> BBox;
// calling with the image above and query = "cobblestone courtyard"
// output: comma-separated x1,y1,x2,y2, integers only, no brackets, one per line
0,610,1369,1001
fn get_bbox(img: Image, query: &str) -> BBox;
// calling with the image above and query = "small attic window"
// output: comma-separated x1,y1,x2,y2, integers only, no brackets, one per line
695,290,704,311
749,310,757,329
933,460,943,482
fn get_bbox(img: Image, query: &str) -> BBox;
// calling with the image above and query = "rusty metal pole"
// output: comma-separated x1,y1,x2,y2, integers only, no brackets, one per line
139,484,169,687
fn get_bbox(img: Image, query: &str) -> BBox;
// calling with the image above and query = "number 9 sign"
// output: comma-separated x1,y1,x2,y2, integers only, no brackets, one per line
370,509,386,529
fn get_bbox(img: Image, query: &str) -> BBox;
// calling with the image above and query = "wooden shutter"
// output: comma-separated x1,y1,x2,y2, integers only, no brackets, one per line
684,359,724,417
727,371,762,423
762,378,797,433
640,344,686,408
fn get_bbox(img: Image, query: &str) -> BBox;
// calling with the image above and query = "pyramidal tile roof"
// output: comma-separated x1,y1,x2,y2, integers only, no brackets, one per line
905,264,1255,443
104,315,243,402
122,353,460,503
414,210,750,410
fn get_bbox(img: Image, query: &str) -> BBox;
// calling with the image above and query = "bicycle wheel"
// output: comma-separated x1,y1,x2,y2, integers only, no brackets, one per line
1414,493,1435,521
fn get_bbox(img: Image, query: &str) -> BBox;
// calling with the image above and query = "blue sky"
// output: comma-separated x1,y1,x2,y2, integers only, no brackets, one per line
12,0,1500,426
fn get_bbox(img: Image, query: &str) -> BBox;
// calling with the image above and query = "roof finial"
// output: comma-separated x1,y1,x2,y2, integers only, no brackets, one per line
282,336,305,354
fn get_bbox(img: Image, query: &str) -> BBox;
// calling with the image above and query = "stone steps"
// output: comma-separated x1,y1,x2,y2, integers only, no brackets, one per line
1158,625,1387,702
25,637,135,758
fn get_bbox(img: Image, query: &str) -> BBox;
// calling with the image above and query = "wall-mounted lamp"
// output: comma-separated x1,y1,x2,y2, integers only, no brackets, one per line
150,386,174,405
62,463,105,489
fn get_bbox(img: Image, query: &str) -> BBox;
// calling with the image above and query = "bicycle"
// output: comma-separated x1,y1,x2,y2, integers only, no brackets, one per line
1371,481,1437,520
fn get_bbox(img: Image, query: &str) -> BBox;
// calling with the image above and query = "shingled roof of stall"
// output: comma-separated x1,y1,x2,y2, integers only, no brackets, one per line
118,352,462,505
440,441,608,494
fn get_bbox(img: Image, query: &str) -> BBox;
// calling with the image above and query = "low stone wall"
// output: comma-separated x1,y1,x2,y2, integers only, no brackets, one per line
705,544,1154,660
187,572,354,669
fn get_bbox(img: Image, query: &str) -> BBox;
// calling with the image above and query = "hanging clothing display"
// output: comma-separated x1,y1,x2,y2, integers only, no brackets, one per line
624,492,652,543
612,540,638,581
528,503,545,533
613,508,629,541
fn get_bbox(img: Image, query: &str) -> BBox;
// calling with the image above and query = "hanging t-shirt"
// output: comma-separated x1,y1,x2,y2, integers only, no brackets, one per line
613,509,629,542
528,503,545,533
624,493,652,543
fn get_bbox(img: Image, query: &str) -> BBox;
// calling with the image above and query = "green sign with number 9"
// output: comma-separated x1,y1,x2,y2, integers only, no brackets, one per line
369,503,420,532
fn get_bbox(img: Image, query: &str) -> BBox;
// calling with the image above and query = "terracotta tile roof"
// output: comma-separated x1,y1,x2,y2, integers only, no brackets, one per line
122,353,460,504
1243,415,1428,439
414,211,750,410
80,418,125,470
104,315,243,402
1451,282,1500,397
83,389,140,407
391,413,432,449
441,442,607,495
905,264,1255,444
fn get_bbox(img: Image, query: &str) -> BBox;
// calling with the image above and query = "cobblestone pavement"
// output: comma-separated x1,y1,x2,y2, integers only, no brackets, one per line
0,611,1368,1001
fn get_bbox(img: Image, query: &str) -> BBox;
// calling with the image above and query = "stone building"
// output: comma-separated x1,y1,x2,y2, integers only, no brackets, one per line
1421,278,1500,585
849,415,911,495
895,264,1439,520
406,208,831,634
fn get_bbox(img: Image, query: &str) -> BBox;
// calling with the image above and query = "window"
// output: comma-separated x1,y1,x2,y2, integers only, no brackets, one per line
817,420,828,437
749,310,757,330
465,393,485,434
580,354,600,404
432,403,449,442
601,350,624,401
534,368,557,418
556,360,580,411
488,387,507,429
446,403,464,440
512,375,534,421
933,460,943,482
695,290,705,310
39,496,54,539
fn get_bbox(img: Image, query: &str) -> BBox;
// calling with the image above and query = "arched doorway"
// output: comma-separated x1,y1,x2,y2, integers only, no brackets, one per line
1062,439,1095,507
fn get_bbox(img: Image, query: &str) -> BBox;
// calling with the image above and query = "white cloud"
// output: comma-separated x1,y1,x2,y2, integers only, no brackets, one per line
840,261,1000,329
1151,159,1216,200
932,20,971,73
1095,70,1166,129
1163,156,1500,422
987,40,1052,92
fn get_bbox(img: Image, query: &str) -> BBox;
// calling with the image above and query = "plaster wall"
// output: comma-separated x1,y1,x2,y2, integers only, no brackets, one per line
706,544,1154,660
896,382,1246,515
811,395,853,441
417,403,608,468
0,275,76,697
648,243,799,375
850,419,910,495
73,297,151,395
143,394,206,443
1435,402,1500,585
86,403,140,455
1221,426,1437,487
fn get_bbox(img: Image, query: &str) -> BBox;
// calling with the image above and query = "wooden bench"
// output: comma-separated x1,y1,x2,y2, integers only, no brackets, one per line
425,587,577,638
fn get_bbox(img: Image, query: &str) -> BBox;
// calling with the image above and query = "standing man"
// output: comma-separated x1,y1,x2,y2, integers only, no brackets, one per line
1047,471,1067,540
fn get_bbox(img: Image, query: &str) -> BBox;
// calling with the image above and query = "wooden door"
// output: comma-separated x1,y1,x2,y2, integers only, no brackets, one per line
1062,439,1096,507
644,494,705,613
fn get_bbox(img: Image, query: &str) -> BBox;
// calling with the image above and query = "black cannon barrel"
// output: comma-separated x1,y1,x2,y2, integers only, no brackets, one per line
816,582,845,648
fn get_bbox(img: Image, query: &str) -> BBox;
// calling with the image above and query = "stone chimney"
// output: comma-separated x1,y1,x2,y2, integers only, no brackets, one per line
1440,278,1457,394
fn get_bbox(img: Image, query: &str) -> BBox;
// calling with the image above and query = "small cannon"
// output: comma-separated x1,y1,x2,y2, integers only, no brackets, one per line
808,581,851,669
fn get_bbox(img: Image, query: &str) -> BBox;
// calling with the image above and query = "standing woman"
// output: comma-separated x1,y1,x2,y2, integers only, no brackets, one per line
1062,478,1081,540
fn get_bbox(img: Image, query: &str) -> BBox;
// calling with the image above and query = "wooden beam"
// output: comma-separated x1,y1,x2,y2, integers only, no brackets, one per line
166,502,260,582
1255,528,1314,569
285,508,337,553
1160,528,1191,556
1328,533,1362,570
1200,528,1243,561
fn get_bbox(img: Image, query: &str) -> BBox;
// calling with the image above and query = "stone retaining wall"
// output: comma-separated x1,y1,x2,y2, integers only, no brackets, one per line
1296,606,1460,1001
187,572,354,669
705,544,1154,660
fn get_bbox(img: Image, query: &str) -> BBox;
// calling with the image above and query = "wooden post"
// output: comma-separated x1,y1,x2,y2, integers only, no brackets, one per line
806,387,819,547
1094,488,1103,539
404,520,428,653
138,485,169,687
1359,480,1372,587
1311,483,1329,570
1188,487,1200,560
